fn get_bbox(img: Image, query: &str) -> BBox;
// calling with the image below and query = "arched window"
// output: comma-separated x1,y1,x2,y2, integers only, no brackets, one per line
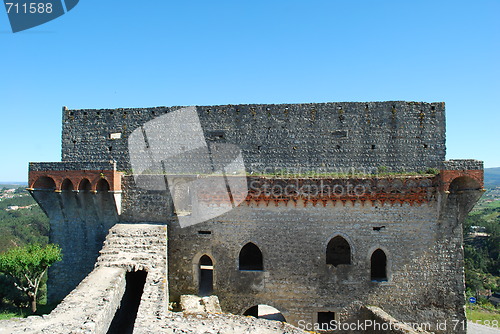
239,243,263,271
78,178,91,191
199,255,213,296
33,176,56,190
370,249,387,282
96,179,110,191
61,179,74,191
326,236,351,266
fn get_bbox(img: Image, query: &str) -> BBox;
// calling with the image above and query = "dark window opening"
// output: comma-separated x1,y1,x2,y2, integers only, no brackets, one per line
372,226,386,231
371,145,376,150
239,243,263,271
96,179,110,192
336,145,341,150
371,249,387,282
107,270,147,334
198,231,211,235
199,255,213,296
33,176,56,190
326,236,351,266
108,146,113,152
423,144,428,148
208,130,225,140
431,106,436,111
243,305,286,322
318,312,336,330
78,179,92,192
61,179,74,192
332,130,348,138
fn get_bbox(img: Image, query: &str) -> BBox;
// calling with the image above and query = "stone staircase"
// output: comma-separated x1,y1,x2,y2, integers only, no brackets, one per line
96,223,167,272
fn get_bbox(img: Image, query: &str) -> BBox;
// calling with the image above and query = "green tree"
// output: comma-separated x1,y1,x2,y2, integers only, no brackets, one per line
0,244,62,313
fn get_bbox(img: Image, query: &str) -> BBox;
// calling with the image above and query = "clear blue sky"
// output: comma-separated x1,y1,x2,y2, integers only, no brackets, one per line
1,0,499,182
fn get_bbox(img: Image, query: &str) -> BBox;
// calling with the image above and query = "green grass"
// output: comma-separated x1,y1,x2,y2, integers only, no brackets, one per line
474,200,500,210
0,307,28,320
0,311,21,320
0,303,58,320
466,305,500,325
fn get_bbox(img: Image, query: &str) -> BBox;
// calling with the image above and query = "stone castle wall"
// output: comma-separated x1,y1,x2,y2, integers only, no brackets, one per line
116,173,483,333
61,101,446,173
22,101,485,333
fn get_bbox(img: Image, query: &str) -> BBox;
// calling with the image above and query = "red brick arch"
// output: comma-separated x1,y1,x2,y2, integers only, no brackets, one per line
29,170,123,192
439,170,484,192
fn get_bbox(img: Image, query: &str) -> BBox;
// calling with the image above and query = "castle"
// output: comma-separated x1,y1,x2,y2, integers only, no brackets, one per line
13,102,486,333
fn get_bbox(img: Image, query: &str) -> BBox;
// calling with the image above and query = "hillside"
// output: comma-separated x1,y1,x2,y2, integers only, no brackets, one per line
0,187,49,252
485,167,500,188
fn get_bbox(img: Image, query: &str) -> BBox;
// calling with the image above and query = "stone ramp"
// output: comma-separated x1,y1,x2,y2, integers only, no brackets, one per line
95,223,169,332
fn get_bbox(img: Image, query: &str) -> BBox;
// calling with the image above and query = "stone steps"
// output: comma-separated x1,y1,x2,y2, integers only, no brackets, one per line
95,224,167,270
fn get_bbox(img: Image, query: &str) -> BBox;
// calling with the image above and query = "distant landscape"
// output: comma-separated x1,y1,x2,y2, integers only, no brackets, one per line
485,167,500,185
0,168,499,322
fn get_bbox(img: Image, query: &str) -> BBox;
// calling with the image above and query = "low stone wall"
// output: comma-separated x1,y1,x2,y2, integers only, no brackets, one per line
0,266,127,334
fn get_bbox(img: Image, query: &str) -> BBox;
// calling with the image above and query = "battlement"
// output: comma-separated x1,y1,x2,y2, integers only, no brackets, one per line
61,101,446,173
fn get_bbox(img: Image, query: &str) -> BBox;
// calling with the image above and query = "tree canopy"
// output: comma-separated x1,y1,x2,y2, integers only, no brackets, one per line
0,243,62,313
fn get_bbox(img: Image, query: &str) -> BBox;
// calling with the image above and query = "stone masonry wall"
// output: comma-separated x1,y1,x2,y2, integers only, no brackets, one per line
116,171,479,334
24,101,484,333
61,101,446,173
30,189,119,302
165,198,461,333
